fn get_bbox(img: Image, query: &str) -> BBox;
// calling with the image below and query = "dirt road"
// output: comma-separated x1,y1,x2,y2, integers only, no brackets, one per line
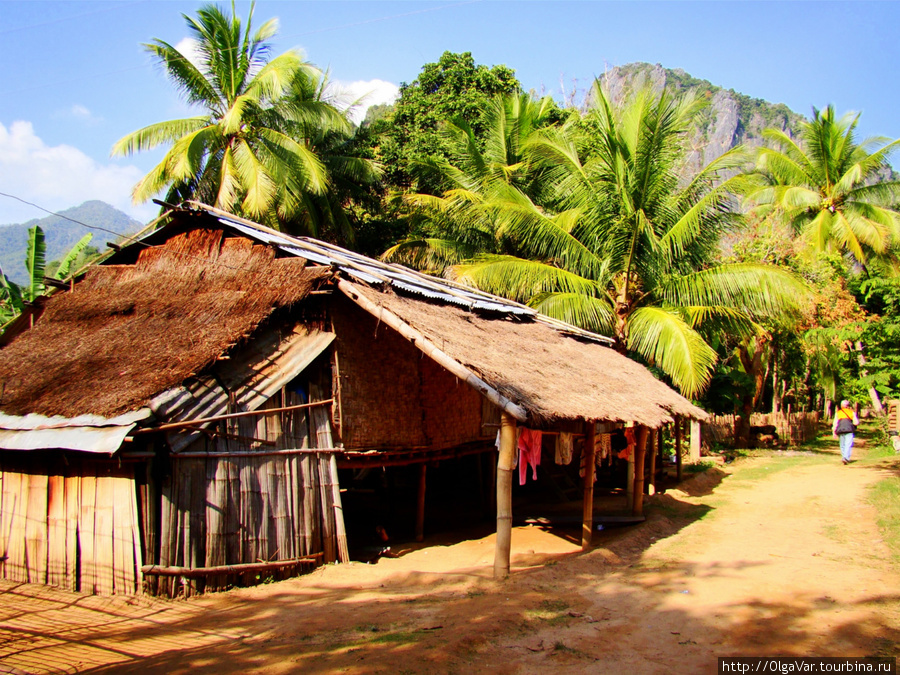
1,436,898,674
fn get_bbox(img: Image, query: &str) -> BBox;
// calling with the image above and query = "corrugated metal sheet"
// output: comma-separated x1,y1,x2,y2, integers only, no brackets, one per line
0,410,151,453
201,208,542,319
150,325,335,452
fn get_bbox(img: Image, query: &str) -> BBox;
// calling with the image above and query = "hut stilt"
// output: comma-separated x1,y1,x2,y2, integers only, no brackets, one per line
675,416,683,482
494,411,517,579
581,420,596,550
632,426,649,516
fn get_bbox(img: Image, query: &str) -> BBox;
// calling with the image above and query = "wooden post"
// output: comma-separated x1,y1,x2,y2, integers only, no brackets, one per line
647,428,657,496
494,412,517,579
675,416,683,482
690,420,701,463
581,420,596,551
626,443,635,509
632,426,649,516
415,464,427,542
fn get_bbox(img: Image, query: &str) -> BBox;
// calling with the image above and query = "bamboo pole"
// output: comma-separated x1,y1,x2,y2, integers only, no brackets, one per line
415,464,427,542
338,280,528,423
675,416,683,482
494,412,517,579
648,427,658,496
133,400,334,433
632,426,649,516
581,420,596,551
141,554,322,578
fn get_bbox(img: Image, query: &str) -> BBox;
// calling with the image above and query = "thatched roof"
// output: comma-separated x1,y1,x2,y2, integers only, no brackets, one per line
342,282,706,428
0,228,330,418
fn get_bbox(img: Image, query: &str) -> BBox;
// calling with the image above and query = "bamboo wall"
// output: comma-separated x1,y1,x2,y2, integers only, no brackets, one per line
332,295,488,450
703,412,821,447
0,458,142,595
153,387,347,597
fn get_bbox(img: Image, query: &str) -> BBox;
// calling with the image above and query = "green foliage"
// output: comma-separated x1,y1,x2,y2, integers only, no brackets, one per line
0,227,98,329
745,105,900,265
112,3,378,241
377,51,521,191
389,84,806,397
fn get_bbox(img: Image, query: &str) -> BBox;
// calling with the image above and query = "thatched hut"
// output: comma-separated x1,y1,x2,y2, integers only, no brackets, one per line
0,203,706,596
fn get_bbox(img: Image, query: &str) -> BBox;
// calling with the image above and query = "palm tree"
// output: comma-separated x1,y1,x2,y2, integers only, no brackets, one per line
448,83,806,397
382,92,563,272
747,105,900,265
112,3,355,229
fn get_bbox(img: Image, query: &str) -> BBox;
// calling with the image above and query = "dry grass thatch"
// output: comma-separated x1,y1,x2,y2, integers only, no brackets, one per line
0,229,331,418
348,284,707,428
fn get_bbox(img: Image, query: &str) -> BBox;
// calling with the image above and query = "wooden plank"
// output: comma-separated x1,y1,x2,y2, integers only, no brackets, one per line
273,457,292,562
112,476,133,594
158,474,175,597
142,554,323,577
130,469,143,595
1,471,25,583
317,454,335,564
206,458,227,591
79,472,97,594
224,457,240,567
94,474,115,595
329,455,349,563
64,472,80,591
299,455,315,558
46,474,66,588
24,473,48,584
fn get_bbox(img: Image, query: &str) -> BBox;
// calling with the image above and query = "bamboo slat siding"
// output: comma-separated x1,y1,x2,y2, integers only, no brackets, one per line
154,394,346,598
0,466,142,594
702,412,820,447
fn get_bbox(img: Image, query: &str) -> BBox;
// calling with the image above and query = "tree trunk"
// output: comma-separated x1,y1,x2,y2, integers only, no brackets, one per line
855,340,885,415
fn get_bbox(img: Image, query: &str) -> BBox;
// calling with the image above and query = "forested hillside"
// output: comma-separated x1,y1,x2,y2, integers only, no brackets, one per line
0,201,141,284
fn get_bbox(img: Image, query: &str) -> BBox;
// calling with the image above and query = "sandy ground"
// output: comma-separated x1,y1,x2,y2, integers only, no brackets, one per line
1,434,899,674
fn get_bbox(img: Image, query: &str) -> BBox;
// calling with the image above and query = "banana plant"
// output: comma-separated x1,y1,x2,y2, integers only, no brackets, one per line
0,226,93,329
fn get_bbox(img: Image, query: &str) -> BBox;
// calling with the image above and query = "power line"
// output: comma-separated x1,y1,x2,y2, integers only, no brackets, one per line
0,192,266,275
0,0,148,36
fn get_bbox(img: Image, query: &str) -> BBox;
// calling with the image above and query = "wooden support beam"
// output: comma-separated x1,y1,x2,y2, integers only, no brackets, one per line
632,426,649,516
648,427,657,496
494,412,517,579
675,416,683,482
415,464,427,542
581,420,596,551
133,400,334,433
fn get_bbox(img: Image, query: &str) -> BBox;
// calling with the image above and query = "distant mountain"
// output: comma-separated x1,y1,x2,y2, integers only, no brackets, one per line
597,63,807,173
0,201,143,285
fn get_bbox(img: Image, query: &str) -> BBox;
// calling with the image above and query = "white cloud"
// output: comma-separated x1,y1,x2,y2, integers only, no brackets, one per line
64,104,104,125
174,37,204,70
0,121,156,226
328,79,399,125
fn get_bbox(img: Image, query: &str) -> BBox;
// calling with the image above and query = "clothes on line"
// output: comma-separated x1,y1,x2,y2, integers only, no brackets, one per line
555,432,574,465
518,428,542,485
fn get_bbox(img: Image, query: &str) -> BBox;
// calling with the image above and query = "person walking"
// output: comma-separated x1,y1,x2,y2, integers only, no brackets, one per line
832,400,860,465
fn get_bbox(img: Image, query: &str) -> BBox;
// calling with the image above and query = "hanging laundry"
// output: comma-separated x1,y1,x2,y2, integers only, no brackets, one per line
555,432,574,465
598,433,612,459
518,428,542,485
618,427,636,460
578,442,597,484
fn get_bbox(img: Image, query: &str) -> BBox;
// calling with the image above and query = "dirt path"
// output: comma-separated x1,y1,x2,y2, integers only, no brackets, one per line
1,434,899,674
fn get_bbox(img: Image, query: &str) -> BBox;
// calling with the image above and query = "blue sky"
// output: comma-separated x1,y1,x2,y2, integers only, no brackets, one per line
1,0,898,226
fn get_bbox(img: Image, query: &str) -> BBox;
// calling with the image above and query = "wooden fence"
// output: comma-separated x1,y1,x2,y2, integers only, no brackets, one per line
702,412,821,448
0,462,142,595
